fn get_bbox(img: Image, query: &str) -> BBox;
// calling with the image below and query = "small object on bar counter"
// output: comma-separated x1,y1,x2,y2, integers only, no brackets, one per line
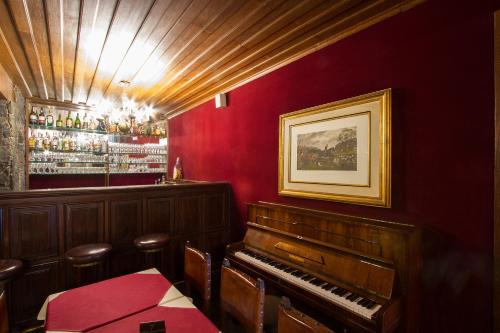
139,320,165,333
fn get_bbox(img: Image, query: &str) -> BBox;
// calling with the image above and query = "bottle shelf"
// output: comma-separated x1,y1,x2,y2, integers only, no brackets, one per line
108,152,166,156
109,170,166,174
30,161,107,164
30,149,107,155
29,124,107,134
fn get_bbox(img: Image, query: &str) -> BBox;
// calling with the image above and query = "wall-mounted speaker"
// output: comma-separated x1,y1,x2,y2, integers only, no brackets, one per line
215,93,227,108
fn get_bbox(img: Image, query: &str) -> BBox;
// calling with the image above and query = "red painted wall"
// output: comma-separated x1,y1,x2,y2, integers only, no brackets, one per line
169,1,495,331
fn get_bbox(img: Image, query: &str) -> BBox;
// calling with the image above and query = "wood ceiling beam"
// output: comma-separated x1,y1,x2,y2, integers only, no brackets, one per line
164,0,424,118
157,0,358,111
71,0,118,104
152,0,334,107
86,0,156,106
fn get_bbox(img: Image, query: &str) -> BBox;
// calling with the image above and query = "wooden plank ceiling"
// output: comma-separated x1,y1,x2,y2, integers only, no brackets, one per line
0,0,422,119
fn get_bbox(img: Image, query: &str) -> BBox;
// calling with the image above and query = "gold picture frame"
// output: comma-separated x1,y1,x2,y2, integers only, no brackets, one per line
278,89,391,207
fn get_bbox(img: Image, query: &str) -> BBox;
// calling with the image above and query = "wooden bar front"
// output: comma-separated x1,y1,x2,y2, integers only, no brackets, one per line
0,182,231,328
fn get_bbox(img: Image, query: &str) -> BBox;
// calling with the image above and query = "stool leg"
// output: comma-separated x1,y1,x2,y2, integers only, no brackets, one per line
160,249,165,274
144,252,154,269
74,267,82,287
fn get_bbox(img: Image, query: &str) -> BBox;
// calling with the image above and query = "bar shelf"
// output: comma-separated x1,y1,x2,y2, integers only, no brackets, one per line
29,124,107,135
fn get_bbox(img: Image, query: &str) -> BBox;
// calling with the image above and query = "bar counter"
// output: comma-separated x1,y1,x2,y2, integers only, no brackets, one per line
0,181,231,328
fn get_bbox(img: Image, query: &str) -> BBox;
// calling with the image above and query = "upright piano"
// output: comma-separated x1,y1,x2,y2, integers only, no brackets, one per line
225,202,421,333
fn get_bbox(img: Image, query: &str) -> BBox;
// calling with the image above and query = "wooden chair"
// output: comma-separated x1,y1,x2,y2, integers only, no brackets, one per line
0,259,23,333
278,297,334,333
220,258,265,333
184,241,211,313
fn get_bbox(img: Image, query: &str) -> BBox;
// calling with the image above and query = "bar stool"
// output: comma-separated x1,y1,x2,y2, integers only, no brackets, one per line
0,259,23,333
133,233,169,272
65,243,112,287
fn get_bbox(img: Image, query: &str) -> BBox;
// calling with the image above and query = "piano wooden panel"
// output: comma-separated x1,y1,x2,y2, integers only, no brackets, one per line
226,202,421,333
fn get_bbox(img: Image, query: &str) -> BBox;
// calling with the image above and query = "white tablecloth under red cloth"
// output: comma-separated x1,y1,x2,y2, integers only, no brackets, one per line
38,268,218,333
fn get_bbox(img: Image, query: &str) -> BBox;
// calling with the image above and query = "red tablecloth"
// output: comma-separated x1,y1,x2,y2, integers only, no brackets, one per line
88,297,220,333
42,268,200,332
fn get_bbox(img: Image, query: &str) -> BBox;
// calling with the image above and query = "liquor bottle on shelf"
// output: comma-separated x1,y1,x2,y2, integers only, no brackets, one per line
28,130,36,150
51,133,58,151
35,133,44,151
63,134,70,151
43,133,51,150
66,111,73,128
89,117,97,130
82,113,89,130
46,108,54,127
69,134,76,151
56,112,63,128
75,113,81,129
93,136,102,153
29,107,38,125
57,134,63,151
75,136,82,152
38,108,46,126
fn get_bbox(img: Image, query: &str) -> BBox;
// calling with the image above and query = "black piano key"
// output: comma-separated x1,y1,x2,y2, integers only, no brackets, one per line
284,268,295,273
347,293,358,301
332,287,345,295
357,298,368,305
338,290,349,297
312,279,325,286
301,275,314,281
321,283,334,291
366,301,377,309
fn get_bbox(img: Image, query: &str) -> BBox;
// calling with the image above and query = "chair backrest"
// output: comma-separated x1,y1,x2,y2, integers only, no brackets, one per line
184,241,211,307
278,297,334,333
220,259,265,333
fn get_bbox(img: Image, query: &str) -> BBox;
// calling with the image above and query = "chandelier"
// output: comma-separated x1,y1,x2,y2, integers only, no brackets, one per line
97,80,155,126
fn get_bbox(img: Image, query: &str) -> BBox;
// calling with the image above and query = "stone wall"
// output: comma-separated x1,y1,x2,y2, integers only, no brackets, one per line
0,86,25,191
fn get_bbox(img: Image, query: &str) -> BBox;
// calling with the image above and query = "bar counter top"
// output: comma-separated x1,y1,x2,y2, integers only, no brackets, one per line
0,180,228,200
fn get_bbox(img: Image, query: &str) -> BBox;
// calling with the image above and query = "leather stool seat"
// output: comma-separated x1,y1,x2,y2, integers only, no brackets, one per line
134,233,169,252
65,243,112,266
0,259,22,282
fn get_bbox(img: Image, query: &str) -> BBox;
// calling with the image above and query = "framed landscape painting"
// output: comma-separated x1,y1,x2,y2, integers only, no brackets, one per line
278,89,391,207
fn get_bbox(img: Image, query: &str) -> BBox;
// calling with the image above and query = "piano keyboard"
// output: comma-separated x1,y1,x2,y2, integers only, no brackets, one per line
234,249,382,320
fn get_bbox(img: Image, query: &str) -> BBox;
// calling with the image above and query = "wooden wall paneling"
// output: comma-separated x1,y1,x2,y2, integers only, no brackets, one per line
64,201,105,250
109,198,142,248
10,260,61,327
8,205,58,261
203,192,227,231
174,194,202,235
0,183,231,328
144,196,174,235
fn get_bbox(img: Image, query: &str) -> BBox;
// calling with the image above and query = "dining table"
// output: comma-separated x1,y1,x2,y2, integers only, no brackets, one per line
37,268,220,333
